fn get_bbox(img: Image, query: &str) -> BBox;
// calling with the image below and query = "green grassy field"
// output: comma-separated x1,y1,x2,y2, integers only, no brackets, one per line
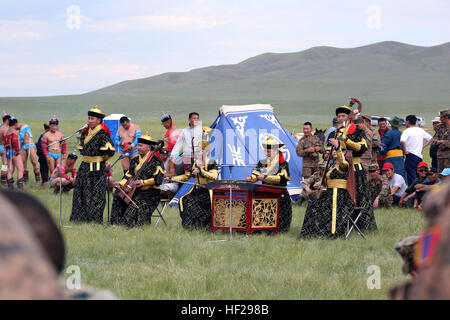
12,120,430,299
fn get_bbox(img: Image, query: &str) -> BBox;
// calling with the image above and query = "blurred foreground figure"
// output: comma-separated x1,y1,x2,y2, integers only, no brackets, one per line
0,192,64,299
390,181,450,299
0,190,118,300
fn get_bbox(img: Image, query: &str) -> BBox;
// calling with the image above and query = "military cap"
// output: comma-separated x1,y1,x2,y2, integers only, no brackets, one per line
318,160,327,169
432,117,441,123
439,108,450,117
368,163,379,171
362,114,371,122
395,234,420,275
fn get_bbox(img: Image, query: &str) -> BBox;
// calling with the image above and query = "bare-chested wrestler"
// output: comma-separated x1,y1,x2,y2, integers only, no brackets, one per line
4,118,24,190
41,117,66,175
0,114,11,185
114,116,142,174
14,118,40,183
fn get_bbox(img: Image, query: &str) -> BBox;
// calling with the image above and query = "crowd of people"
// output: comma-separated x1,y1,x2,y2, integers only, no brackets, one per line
297,107,450,215
1,104,449,231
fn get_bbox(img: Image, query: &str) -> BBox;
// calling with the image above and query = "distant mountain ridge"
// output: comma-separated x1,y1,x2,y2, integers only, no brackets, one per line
2,40,449,123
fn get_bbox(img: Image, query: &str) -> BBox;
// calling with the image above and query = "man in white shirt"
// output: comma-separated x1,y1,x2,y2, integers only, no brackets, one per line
400,115,432,185
170,112,203,170
382,162,407,205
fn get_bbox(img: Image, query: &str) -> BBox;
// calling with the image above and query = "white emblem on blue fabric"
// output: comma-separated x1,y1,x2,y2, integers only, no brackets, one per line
227,144,245,166
259,114,283,131
230,116,248,137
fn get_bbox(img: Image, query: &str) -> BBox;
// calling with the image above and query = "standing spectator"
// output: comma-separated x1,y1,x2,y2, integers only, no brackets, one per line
429,117,441,169
170,112,203,170
400,115,433,186
434,109,450,173
377,117,390,170
36,123,50,188
296,122,324,178
381,117,407,183
324,117,338,143
382,162,407,205
161,113,179,155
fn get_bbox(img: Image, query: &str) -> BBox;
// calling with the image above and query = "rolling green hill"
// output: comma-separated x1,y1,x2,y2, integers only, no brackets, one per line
2,41,449,124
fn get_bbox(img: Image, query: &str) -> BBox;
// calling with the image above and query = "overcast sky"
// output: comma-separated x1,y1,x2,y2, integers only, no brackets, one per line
1,0,449,96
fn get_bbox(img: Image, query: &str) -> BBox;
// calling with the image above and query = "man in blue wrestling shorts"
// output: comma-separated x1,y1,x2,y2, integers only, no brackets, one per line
41,117,66,176
10,118,41,183
0,114,11,185
114,116,142,174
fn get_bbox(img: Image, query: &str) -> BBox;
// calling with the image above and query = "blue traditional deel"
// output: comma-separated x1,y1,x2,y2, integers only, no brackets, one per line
170,104,303,208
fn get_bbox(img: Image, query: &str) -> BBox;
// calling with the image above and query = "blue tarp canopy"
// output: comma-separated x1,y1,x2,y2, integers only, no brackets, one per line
170,104,303,208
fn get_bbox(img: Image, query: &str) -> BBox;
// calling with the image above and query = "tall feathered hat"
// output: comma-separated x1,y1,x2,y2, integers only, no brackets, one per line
88,106,105,119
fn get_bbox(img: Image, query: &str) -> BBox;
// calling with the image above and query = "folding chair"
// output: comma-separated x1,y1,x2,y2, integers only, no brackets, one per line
345,206,366,239
152,191,173,227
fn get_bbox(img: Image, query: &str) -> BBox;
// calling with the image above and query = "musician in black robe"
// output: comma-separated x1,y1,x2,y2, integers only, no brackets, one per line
169,140,219,230
246,137,292,233
110,133,164,227
300,141,354,239
334,105,377,231
70,106,115,223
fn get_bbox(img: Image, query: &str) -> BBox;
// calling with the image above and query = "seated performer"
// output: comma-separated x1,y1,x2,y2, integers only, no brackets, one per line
168,139,219,230
110,133,164,227
41,116,66,175
245,137,292,233
300,139,354,239
50,152,78,193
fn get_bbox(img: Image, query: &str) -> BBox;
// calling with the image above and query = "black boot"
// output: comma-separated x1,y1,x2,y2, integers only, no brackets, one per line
34,169,41,183
7,178,14,190
17,178,24,191
23,170,29,183
1,172,7,186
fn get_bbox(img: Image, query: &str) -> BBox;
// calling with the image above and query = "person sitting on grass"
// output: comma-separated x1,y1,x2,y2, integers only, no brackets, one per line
413,167,441,211
382,162,407,206
50,153,78,194
399,162,429,208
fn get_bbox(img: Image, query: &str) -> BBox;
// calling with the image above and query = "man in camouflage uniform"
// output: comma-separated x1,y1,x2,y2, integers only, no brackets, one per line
300,159,326,202
368,163,393,208
434,108,449,173
390,181,450,299
357,114,381,181
296,121,324,178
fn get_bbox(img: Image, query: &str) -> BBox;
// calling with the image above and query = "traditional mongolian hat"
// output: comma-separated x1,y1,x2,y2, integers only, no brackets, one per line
262,136,285,149
137,132,158,146
161,113,171,122
335,105,352,116
8,117,18,126
87,106,105,119
49,115,59,125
